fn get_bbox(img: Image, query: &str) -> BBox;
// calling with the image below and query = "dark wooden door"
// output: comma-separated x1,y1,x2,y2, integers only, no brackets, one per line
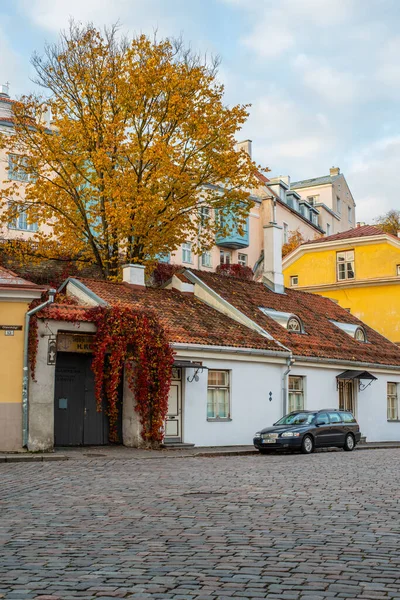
54,353,121,446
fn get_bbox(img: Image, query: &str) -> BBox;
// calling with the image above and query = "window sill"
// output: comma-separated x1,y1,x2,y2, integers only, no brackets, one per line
207,417,232,422
387,419,400,423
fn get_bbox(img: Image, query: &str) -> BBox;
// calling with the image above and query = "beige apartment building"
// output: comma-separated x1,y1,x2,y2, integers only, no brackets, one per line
291,167,356,236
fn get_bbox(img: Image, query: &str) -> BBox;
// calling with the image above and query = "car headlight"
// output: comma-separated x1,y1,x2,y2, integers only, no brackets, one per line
254,431,261,437
281,431,300,437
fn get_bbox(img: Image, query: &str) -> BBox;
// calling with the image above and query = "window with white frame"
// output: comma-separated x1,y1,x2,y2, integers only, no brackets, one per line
207,370,230,419
8,154,30,182
337,250,355,280
8,204,38,232
387,382,399,421
326,223,331,235
199,206,210,227
397,264,400,276
290,275,299,287
201,250,212,268
348,206,352,223
238,253,247,267
283,222,289,244
182,242,192,263
220,249,232,265
288,376,305,412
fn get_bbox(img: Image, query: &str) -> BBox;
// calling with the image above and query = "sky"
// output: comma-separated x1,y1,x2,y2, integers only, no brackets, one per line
1,0,400,223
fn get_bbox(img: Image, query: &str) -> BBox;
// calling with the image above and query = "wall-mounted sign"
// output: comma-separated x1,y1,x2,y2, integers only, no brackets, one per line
57,333,95,353
47,337,57,365
0,325,22,331
5,330,14,337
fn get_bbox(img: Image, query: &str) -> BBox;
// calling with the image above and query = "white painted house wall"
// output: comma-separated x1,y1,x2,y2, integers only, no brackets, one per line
286,363,400,443
179,355,284,447
179,357,400,447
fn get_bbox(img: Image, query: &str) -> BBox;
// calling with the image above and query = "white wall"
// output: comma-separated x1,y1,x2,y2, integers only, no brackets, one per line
290,364,400,443
183,357,284,446
181,358,400,446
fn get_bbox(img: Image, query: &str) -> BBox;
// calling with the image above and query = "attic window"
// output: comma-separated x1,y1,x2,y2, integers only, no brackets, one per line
259,307,305,333
331,320,368,343
355,327,367,342
287,317,301,332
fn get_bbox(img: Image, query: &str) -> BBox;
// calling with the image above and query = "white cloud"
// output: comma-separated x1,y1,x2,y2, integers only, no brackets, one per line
293,54,361,105
16,0,176,36
241,16,294,59
376,37,400,91
0,25,30,96
347,136,400,221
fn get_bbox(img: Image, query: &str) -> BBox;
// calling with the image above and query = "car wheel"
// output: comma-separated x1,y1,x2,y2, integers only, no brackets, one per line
343,433,355,452
301,435,314,454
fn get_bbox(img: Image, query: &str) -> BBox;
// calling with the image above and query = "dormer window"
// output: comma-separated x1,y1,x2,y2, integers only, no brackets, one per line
287,317,302,332
355,327,367,342
331,321,367,343
259,308,305,333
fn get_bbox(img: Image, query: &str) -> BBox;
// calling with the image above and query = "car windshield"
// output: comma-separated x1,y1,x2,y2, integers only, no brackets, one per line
275,413,316,426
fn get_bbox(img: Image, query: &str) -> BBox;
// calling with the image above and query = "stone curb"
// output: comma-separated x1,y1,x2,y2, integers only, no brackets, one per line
1,444,400,463
0,454,69,463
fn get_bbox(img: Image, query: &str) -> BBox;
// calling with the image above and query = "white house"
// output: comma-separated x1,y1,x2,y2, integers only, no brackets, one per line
22,218,400,452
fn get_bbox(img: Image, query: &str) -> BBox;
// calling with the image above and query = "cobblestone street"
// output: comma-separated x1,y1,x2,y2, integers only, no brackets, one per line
1,449,400,600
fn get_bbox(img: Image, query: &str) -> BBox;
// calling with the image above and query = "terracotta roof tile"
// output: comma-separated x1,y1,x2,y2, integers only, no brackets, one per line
67,278,285,352
188,270,400,367
0,266,44,290
303,224,389,245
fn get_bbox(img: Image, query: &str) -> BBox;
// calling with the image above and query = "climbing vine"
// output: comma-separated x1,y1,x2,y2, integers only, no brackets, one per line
29,300,174,446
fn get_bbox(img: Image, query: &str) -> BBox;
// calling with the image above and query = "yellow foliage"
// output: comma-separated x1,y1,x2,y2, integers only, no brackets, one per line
0,24,266,280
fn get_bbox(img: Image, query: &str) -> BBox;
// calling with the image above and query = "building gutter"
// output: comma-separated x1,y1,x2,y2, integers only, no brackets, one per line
22,288,56,447
282,357,295,416
172,342,291,358
293,354,400,372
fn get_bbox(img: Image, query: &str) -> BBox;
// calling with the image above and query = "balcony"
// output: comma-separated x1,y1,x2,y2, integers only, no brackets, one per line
215,212,249,249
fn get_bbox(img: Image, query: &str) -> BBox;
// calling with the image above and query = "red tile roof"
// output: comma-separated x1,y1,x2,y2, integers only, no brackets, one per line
0,266,45,290
187,270,400,367
302,224,390,245
63,278,285,352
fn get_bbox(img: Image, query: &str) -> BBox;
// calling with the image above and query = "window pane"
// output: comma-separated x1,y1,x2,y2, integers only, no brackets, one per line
329,412,342,423
208,370,228,386
216,389,229,418
207,390,216,418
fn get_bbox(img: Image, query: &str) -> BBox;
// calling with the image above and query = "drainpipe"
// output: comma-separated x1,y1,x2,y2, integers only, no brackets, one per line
22,288,56,447
282,356,295,416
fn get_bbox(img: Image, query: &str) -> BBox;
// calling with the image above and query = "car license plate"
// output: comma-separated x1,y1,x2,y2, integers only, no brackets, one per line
262,439,275,444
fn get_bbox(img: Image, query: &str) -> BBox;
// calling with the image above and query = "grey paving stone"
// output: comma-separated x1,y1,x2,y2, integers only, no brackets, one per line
1,450,400,599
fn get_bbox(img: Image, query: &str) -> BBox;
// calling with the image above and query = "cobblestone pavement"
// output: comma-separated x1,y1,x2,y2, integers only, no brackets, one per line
1,450,400,600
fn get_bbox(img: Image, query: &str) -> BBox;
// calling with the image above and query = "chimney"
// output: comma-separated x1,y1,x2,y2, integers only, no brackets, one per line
122,264,145,287
0,83,9,98
236,139,252,159
263,206,285,294
330,166,340,177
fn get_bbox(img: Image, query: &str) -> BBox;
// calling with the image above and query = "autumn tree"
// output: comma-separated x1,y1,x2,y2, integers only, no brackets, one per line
282,228,306,257
0,23,264,279
375,209,400,236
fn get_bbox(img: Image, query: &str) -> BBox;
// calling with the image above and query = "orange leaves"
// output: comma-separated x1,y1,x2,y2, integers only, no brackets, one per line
1,23,265,280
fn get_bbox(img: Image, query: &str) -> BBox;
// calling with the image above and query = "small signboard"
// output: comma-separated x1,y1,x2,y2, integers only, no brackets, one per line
57,333,95,353
0,325,22,331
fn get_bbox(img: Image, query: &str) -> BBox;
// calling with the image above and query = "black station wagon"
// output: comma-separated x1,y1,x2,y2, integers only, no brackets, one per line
253,409,361,454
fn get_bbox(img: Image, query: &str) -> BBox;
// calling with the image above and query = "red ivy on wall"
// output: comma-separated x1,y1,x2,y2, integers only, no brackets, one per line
29,301,174,446
216,263,254,280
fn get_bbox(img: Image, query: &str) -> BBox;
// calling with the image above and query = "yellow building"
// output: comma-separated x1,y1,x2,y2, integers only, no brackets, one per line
0,267,44,450
283,225,400,345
